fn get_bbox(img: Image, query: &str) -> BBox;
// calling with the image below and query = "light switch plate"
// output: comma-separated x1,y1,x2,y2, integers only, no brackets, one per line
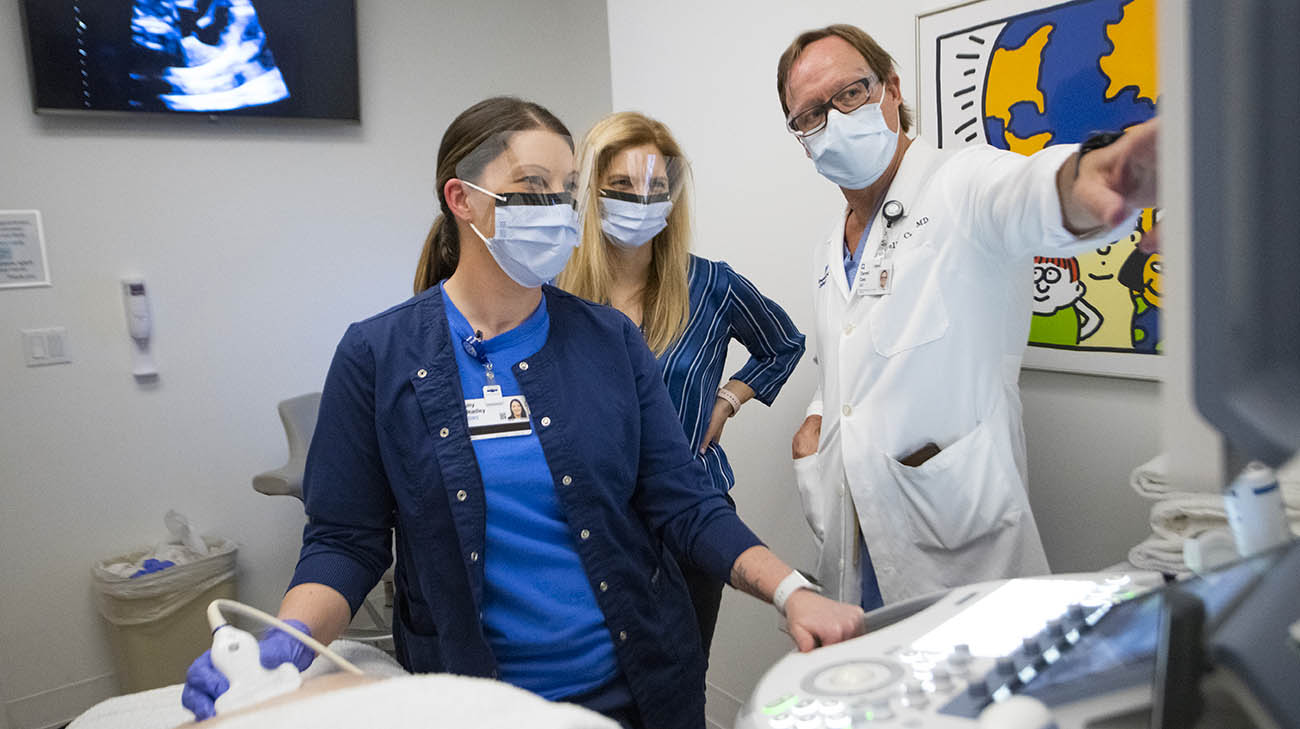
21,327,71,366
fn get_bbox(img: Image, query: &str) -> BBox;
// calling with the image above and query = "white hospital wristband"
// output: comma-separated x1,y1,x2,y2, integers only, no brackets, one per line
773,570,821,616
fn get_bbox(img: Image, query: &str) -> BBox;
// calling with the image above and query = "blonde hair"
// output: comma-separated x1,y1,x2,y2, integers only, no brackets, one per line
555,112,692,356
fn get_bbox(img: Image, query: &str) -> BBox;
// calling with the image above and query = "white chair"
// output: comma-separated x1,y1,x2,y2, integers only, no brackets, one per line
254,393,394,651
252,393,320,500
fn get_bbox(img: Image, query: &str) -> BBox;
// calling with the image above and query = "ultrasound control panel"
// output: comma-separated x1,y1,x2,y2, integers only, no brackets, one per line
736,573,1164,729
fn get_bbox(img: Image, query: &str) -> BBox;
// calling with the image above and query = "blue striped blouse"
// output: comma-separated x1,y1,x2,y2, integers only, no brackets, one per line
657,256,806,493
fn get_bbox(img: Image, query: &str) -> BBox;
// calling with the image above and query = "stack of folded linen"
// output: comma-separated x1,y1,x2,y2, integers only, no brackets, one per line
1126,455,1300,574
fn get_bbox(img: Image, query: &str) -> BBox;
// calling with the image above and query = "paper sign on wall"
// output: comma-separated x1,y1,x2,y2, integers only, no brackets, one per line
0,210,51,289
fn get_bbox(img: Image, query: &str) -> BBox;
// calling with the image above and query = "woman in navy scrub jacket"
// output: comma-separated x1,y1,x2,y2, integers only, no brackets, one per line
183,97,865,729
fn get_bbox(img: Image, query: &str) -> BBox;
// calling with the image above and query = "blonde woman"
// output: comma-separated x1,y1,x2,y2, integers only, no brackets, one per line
558,112,806,656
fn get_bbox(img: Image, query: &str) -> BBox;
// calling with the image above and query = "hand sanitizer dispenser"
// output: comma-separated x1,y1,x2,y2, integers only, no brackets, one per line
122,278,158,378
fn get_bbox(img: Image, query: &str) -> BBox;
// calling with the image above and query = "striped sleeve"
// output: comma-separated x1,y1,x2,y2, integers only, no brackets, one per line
722,262,806,407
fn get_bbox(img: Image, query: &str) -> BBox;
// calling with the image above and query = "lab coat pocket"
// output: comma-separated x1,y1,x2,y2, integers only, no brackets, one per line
793,453,828,548
868,247,949,358
885,419,1020,552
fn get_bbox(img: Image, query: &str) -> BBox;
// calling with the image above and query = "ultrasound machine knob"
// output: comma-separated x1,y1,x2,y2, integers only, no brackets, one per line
816,699,846,717
977,696,1059,729
948,644,974,673
995,657,1017,675
1066,604,1087,622
967,680,992,700
1045,618,1066,639
931,665,954,689
791,698,819,719
768,713,796,729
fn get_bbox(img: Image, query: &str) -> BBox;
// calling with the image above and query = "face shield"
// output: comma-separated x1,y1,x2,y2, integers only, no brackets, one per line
592,147,686,249
454,129,579,288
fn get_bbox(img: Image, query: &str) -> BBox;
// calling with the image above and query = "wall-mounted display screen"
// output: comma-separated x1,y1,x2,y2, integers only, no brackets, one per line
21,0,360,120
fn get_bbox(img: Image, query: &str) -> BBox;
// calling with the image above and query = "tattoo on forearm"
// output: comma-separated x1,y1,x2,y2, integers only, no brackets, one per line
731,560,766,601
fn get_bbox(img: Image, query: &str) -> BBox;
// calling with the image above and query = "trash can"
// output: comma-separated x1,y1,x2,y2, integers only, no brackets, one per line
93,535,238,693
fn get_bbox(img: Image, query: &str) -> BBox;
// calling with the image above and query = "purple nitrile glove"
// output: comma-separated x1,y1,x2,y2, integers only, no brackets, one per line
181,619,315,720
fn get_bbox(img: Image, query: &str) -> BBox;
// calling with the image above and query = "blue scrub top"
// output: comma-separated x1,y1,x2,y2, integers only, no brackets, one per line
441,287,619,699
289,284,762,729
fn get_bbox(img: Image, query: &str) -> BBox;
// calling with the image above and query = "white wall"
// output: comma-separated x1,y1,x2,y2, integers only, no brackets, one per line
0,3,611,727
607,1,1201,723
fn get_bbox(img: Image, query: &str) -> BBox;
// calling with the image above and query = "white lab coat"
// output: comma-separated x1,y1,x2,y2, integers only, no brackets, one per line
793,137,1136,604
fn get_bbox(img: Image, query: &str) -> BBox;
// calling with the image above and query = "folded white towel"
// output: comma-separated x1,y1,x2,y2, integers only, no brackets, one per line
1130,453,1300,504
1130,453,1175,500
1128,490,1300,575
1149,493,1300,542
1128,534,1188,575
1126,455,1300,574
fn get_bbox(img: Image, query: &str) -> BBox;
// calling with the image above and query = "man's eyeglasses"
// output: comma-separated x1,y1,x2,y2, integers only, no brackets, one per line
787,76,879,137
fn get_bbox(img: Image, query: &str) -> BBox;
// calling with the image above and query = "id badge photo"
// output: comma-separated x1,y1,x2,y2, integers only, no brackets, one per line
465,386,532,440
858,262,894,297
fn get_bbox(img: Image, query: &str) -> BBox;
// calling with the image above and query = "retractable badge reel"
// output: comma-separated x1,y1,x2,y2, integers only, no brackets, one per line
460,329,534,441
861,200,905,297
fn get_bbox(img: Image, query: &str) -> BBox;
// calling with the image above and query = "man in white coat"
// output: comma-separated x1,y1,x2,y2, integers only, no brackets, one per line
779,24,1158,608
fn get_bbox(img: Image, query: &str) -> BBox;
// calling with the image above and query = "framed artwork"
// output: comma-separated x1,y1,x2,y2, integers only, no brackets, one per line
916,0,1161,380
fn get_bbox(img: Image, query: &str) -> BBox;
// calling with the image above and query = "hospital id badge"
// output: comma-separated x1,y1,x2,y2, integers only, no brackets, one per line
465,390,532,440
858,262,894,297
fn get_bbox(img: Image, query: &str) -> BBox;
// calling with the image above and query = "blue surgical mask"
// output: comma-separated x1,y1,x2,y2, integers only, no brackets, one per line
599,191,673,248
802,99,899,190
462,180,580,288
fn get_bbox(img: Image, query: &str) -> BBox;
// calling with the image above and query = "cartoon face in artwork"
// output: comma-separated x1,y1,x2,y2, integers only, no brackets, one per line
1142,253,1162,308
1088,228,1139,285
1119,248,1162,309
1075,208,1154,348
1032,257,1085,315
1117,245,1162,352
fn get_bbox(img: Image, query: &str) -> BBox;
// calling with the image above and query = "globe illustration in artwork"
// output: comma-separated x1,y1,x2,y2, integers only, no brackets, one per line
932,0,1159,353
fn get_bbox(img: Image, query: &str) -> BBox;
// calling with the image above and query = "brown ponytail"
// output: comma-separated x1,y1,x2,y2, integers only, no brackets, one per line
414,217,458,295
413,96,573,294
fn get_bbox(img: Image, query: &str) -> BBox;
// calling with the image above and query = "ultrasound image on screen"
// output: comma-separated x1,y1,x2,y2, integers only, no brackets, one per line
21,0,359,119
130,0,288,112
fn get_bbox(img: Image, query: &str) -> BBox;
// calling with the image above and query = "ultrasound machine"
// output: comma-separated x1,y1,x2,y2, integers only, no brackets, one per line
738,545,1299,729
741,5,1300,728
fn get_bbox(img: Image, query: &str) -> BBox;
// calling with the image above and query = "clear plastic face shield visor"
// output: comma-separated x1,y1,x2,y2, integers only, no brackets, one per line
453,130,580,288
588,146,686,249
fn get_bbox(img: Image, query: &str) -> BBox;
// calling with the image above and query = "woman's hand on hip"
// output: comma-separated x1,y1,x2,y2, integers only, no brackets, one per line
702,398,733,453
792,415,822,459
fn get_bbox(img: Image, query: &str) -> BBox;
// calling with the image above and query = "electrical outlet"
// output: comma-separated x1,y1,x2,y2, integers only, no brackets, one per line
21,327,71,366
